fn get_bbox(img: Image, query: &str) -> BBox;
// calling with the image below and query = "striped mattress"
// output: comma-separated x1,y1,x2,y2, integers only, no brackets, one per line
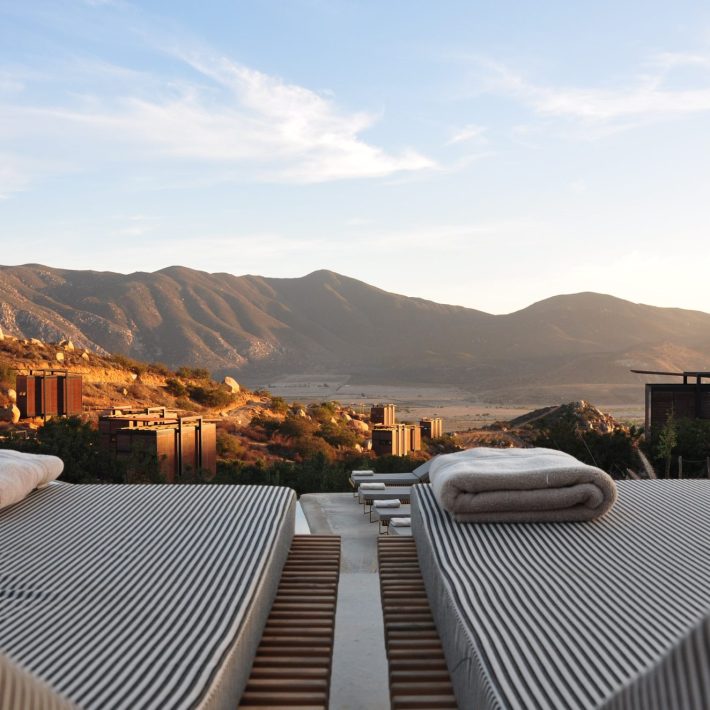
0,483,296,710
412,480,710,710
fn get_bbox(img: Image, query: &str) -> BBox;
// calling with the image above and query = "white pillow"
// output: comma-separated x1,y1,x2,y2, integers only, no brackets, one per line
0,450,64,510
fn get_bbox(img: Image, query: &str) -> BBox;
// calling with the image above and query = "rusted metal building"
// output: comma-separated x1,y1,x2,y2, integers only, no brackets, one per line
372,423,422,456
408,424,422,452
419,417,443,439
370,404,396,427
632,370,710,434
372,425,406,456
15,369,83,419
99,410,216,482
98,407,178,450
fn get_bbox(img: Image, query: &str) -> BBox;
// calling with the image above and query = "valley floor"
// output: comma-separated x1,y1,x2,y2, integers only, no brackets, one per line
264,374,644,431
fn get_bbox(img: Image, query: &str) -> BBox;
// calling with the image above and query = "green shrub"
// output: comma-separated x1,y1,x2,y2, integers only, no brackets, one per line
165,377,188,397
187,384,234,408
112,353,147,376
149,362,173,376
250,413,281,434
308,402,338,423
317,422,358,448
217,431,247,459
278,415,318,439
175,396,196,411
290,435,336,462
177,366,210,380
270,396,289,414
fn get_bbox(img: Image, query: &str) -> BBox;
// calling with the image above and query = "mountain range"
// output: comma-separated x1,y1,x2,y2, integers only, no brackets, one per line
2,264,709,403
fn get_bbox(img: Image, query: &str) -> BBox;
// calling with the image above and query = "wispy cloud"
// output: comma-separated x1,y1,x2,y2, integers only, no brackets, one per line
446,123,486,145
0,31,435,188
478,51,710,126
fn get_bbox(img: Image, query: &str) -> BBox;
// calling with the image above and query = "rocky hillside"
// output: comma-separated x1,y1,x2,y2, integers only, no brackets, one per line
507,401,628,434
0,335,378,465
454,400,642,478
0,333,254,422
2,264,710,403
455,400,631,447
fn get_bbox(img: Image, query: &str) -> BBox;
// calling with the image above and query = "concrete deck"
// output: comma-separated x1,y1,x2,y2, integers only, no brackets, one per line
300,492,390,710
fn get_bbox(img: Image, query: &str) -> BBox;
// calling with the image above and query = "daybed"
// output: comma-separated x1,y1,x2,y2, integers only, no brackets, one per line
412,480,710,710
0,482,296,710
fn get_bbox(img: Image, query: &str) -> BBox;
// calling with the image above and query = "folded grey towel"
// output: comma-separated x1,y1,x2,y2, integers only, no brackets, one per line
360,482,386,490
374,499,401,508
429,447,617,523
352,470,375,475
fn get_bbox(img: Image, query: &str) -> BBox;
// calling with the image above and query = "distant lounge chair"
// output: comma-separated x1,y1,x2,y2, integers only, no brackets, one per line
349,459,433,493
371,503,412,533
358,485,412,516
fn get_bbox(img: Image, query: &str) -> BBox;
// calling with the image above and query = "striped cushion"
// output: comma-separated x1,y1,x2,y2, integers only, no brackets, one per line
413,481,710,710
0,483,295,709
603,613,710,710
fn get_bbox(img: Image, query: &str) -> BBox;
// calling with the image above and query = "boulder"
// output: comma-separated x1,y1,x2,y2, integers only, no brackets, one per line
7,388,16,403
342,413,352,422
223,376,240,393
0,405,20,424
55,351,64,362
60,340,75,352
349,419,370,433
121,388,128,396
81,352,90,361
0,327,3,341
30,338,44,347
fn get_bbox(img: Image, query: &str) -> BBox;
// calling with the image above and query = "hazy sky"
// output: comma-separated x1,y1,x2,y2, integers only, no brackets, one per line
2,0,710,314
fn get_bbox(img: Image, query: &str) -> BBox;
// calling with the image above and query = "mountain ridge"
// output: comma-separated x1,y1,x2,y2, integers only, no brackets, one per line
2,263,709,403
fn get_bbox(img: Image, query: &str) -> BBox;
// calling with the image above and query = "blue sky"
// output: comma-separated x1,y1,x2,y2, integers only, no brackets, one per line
1,0,710,313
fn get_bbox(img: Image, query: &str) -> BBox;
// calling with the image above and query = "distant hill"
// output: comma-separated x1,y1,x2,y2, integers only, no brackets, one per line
2,264,710,403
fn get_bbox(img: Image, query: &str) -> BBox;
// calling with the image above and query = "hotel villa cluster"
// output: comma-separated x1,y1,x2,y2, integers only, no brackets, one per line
12,368,443,479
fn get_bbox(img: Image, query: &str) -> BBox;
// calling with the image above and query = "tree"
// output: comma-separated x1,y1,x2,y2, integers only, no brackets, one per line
532,418,638,479
655,412,677,478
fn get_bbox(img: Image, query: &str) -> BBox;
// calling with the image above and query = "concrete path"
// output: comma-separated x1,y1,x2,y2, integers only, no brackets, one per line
300,493,390,710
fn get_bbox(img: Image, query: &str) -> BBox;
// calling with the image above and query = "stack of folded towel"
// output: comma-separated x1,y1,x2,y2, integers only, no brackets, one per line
390,517,411,527
0,450,64,510
429,447,617,523
352,470,375,476
374,499,401,508
359,482,386,491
